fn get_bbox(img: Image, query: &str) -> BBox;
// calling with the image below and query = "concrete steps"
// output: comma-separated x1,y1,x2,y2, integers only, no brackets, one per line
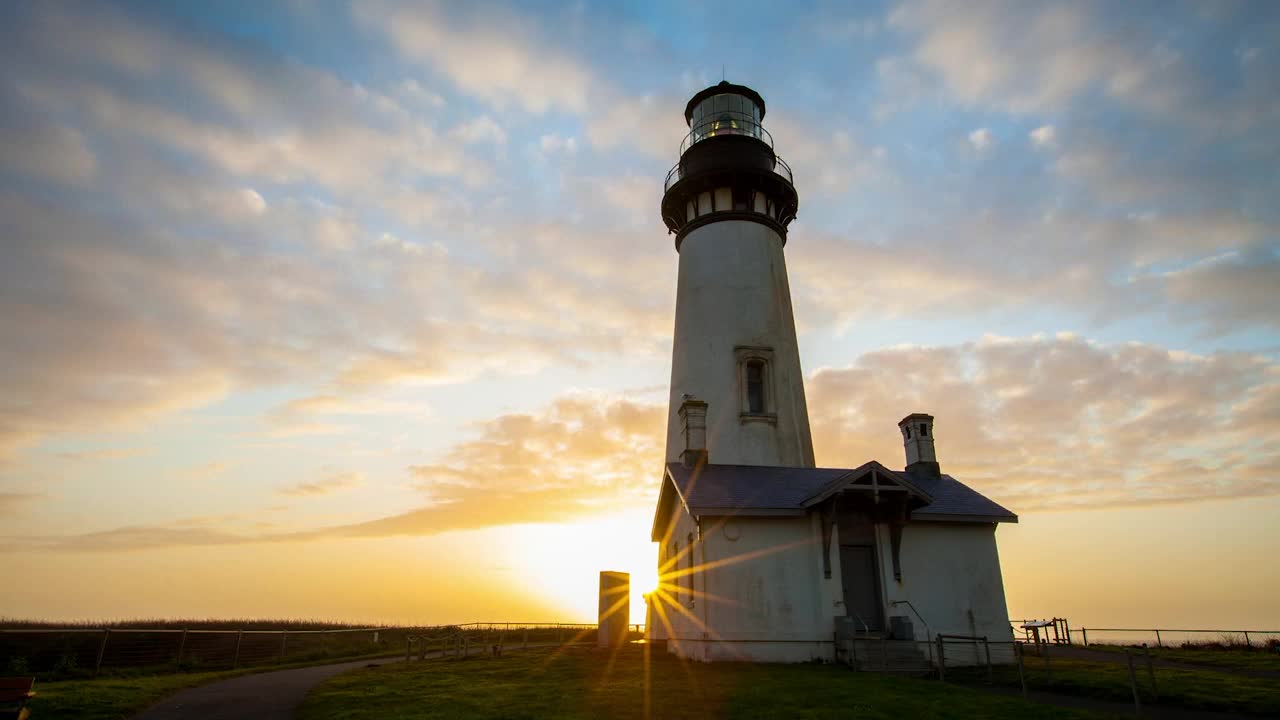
839,636,934,675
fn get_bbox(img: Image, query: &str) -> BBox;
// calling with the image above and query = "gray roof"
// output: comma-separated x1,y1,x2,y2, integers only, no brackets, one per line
663,460,1017,524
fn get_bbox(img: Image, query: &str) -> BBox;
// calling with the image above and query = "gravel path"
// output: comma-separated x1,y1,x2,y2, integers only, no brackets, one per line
131,656,403,720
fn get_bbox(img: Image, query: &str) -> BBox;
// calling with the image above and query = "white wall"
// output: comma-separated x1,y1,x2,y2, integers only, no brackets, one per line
878,522,1016,665
663,514,832,662
664,220,814,468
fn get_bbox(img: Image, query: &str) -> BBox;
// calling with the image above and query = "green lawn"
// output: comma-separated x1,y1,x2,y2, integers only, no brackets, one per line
948,654,1280,717
24,669,242,720
300,645,1111,720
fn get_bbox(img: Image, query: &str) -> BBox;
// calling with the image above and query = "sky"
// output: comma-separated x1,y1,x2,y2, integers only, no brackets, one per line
1,1,1278,630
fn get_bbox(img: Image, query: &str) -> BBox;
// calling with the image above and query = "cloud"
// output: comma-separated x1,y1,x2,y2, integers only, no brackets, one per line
538,134,578,155
1029,124,1056,147
807,335,1280,511
17,333,1280,551
885,0,1280,130
451,115,507,145
789,205,1279,333
0,123,96,184
0,493,42,516
279,471,364,497
355,1,592,114
968,127,993,151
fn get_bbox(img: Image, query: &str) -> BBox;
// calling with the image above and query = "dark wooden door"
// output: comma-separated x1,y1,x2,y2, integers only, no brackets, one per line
840,545,883,632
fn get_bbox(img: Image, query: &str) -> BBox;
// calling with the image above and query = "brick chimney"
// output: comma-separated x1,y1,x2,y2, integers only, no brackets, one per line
679,397,708,468
898,413,940,477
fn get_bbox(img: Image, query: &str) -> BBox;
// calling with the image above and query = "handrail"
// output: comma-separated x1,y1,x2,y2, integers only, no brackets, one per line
849,613,870,633
889,600,931,643
663,155,794,193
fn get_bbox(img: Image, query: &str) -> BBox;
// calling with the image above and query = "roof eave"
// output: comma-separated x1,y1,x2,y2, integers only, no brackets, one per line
910,511,1019,524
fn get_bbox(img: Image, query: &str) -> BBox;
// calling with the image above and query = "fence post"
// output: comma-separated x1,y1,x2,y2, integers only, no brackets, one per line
94,628,110,676
1144,644,1158,700
1016,643,1027,699
280,630,289,662
1154,629,1162,648
983,637,992,685
523,627,528,650
1082,628,1088,647
1043,641,1052,685
233,630,244,668
1125,649,1142,715
1243,631,1251,648
177,628,188,665
464,634,469,658
406,638,412,662
936,636,946,681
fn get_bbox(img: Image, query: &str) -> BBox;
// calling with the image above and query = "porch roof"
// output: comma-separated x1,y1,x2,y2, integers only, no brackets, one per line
663,461,1017,524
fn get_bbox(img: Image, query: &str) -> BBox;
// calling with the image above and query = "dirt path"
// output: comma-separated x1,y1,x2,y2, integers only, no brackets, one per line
131,656,404,720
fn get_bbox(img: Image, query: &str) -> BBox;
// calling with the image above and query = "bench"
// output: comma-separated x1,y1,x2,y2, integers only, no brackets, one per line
0,677,35,720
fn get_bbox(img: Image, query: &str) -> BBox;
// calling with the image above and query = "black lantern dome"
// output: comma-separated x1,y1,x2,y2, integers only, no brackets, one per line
661,82,798,248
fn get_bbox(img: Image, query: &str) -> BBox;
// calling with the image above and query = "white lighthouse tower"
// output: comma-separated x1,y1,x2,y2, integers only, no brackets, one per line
650,84,1018,664
661,82,814,468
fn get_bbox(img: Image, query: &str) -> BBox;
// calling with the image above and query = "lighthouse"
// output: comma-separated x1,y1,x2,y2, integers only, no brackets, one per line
650,83,1018,665
660,81,814,468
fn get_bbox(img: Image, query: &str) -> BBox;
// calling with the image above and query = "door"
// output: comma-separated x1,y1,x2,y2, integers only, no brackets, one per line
840,545,884,632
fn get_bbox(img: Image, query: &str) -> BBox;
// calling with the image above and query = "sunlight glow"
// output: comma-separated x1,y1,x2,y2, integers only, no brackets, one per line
498,510,658,624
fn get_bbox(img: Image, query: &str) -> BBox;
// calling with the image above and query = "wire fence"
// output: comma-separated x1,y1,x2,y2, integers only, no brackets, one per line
1078,627,1280,648
0,622,644,678
1009,618,1280,649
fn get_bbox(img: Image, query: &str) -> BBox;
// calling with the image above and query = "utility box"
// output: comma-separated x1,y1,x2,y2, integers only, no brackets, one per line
598,571,630,649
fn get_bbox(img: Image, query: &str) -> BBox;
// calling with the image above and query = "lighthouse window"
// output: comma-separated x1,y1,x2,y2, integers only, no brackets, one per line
919,424,928,437
735,346,776,421
746,360,765,413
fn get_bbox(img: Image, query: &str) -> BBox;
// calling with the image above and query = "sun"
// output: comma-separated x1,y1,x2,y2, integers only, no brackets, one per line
500,510,659,625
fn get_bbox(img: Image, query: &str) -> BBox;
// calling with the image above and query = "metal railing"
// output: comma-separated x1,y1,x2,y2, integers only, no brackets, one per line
664,155,793,193
679,111,772,156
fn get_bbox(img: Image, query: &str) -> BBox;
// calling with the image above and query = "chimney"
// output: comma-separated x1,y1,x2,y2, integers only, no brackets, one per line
678,397,709,468
898,413,940,477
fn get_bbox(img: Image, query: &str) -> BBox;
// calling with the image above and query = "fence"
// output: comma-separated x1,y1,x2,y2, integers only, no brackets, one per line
0,622,644,676
1077,627,1280,648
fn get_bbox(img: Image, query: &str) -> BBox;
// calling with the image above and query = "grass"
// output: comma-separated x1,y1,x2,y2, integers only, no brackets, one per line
23,668,243,720
22,649,400,720
948,654,1280,716
1083,642,1280,673
300,645,1111,720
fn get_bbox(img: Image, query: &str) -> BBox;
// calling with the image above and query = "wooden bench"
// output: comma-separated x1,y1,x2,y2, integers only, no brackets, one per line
0,677,35,720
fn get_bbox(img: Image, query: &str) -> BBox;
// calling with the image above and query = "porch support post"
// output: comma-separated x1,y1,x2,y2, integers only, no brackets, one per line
820,499,836,579
889,522,904,582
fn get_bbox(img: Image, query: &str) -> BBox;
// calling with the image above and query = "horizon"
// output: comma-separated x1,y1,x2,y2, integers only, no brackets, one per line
1,1,1278,632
